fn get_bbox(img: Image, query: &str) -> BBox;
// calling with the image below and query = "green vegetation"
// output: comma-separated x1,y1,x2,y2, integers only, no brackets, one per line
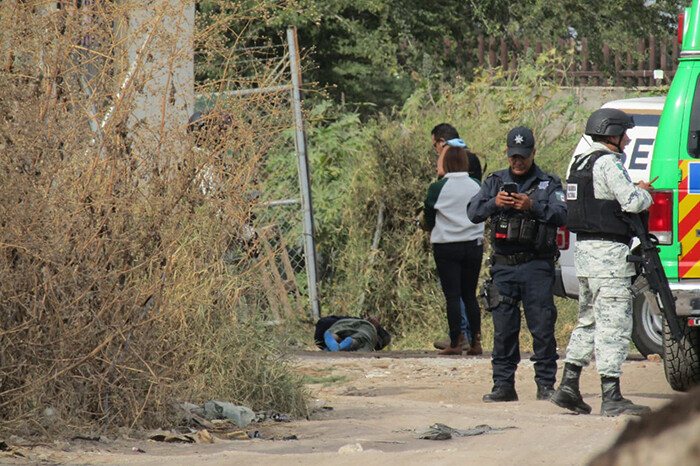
301,373,349,385
198,0,683,110
305,52,639,350
0,0,674,437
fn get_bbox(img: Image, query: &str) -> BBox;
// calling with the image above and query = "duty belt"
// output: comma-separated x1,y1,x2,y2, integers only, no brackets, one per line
491,252,554,266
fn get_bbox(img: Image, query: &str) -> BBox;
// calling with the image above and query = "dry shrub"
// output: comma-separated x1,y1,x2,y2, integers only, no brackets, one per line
0,0,307,435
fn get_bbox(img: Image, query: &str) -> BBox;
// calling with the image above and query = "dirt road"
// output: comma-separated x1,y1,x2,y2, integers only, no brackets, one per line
9,350,678,465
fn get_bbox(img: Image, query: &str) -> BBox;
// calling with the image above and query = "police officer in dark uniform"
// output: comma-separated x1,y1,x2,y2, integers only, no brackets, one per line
467,126,567,402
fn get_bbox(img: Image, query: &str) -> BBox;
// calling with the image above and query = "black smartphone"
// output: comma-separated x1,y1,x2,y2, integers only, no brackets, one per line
503,182,518,195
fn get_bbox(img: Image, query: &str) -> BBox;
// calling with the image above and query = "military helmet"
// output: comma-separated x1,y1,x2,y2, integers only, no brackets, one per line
584,108,635,137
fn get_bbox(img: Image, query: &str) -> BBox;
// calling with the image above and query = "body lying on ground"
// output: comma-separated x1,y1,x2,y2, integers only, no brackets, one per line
314,315,391,352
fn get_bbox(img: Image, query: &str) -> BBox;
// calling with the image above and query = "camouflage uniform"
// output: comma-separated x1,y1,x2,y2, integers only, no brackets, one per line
564,142,653,377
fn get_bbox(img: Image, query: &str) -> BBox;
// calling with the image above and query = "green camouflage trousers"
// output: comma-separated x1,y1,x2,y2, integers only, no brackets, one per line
564,276,633,377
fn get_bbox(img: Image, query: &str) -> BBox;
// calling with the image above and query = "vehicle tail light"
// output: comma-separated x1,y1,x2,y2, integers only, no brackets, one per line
557,226,570,250
648,190,673,244
679,11,685,45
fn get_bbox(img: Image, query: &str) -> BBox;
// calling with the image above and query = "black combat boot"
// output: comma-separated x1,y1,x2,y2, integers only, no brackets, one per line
482,385,518,402
600,376,651,417
550,363,592,414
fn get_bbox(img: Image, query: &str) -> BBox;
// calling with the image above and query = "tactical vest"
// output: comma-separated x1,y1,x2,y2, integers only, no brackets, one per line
493,185,558,254
566,151,632,238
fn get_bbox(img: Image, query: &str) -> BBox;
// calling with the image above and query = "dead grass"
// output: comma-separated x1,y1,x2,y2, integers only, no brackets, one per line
0,0,308,436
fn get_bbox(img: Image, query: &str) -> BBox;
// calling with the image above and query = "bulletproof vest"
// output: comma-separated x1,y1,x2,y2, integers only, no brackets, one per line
565,151,632,237
493,185,558,254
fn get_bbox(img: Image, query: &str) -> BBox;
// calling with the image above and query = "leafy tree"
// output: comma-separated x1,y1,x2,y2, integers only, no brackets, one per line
196,0,685,110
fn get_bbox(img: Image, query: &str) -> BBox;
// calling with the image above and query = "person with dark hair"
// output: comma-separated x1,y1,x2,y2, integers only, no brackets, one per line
315,315,391,352
423,146,484,355
431,123,483,181
467,126,566,402
430,125,484,353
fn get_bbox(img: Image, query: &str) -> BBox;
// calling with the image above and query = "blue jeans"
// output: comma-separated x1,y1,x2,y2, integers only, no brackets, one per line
460,299,472,342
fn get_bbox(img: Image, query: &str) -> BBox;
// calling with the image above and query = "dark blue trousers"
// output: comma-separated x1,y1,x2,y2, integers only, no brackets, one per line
490,258,558,388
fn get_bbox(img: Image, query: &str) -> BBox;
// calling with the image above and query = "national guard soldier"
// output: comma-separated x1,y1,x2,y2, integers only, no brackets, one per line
467,126,567,402
551,109,653,417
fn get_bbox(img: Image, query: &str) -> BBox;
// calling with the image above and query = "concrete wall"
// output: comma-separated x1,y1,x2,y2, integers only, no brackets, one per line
562,86,661,111
125,0,195,156
537,86,663,143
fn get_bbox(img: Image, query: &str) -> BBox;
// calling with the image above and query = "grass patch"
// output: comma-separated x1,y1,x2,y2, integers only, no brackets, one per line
301,374,350,385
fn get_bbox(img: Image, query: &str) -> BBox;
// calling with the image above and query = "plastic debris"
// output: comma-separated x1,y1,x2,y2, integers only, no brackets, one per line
338,443,363,454
148,432,196,443
196,429,215,444
220,431,250,441
416,423,517,440
271,413,290,422
203,401,255,428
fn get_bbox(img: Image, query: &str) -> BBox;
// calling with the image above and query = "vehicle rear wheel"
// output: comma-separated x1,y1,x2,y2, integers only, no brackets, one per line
631,295,663,356
662,317,700,392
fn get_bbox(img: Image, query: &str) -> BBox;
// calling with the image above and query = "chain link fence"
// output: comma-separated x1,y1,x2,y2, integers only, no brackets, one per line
194,29,319,322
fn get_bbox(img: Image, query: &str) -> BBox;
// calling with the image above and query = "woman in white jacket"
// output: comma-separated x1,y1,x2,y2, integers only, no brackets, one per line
423,146,485,355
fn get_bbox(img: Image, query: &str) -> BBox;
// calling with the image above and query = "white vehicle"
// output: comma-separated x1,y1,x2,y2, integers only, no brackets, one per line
554,96,665,357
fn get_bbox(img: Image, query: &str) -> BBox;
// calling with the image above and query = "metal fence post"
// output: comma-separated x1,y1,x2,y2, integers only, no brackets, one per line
287,26,321,320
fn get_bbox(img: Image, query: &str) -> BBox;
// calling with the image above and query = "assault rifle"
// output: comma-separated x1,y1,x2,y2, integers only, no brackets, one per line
622,213,683,341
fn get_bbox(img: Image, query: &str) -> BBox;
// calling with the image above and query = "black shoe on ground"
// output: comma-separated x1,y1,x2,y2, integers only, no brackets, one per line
600,376,651,417
601,397,651,417
482,386,518,403
550,363,592,414
536,384,555,401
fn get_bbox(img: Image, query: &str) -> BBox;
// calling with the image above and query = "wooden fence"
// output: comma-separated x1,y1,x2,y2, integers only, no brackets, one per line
473,35,679,87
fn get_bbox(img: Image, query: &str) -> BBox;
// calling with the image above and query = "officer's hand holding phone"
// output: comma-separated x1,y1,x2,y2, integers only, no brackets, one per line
496,182,518,208
510,193,533,211
496,182,533,210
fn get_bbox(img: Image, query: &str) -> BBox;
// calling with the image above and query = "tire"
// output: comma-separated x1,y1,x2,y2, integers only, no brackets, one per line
662,316,700,392
631,295,663,356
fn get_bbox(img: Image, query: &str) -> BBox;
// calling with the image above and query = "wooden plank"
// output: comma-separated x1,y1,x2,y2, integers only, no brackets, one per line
660,37,668,72
510,37,520,70
649,35,657,86
673,40,679,65
478,37,485,68
581,38,589,86
637,38,646,87
625,51,632,86
500,38,507,70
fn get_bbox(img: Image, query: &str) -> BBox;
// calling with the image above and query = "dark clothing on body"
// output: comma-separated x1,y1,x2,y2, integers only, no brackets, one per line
467,163,566,390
